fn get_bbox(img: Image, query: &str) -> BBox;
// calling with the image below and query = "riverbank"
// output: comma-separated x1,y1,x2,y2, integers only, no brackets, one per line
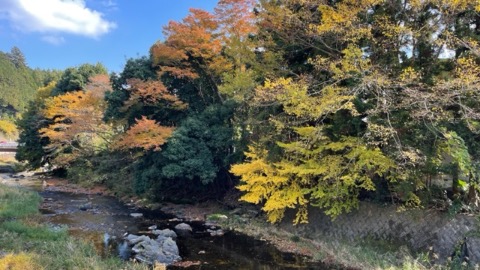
40,177,324,263
38,177,428,269
0,182,148,270
3,173,471,270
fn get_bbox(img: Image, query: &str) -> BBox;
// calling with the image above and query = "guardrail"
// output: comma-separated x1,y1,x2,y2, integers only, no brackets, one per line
0,143,18,152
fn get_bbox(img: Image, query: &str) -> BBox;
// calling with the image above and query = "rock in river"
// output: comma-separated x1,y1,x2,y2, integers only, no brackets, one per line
130,213,143,218
125,233,181,265
174,223,192,232
152,228,177,239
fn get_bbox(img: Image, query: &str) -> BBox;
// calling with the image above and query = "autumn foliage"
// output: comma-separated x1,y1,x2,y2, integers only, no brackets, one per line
16,0,480,226
114,116,174,151
123,79,187,110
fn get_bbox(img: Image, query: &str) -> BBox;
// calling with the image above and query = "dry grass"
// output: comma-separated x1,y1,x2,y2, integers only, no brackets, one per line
0,252,42,270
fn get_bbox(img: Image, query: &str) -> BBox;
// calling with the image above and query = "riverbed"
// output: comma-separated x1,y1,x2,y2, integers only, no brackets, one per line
1,173,329,269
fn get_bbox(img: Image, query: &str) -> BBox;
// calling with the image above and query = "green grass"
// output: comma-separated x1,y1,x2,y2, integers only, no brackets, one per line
0,183,147,270
0,186,41,219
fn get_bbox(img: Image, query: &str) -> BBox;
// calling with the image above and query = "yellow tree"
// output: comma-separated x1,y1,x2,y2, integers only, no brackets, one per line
232,77,396,223
0,120,17,140
40,75,112,166
233,0,480,223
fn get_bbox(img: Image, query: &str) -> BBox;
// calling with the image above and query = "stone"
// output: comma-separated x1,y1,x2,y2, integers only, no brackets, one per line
130,213,143,218
129,234,181,265
152,229,177,239
207,229,225,237
162,237,180,257
174,223,192,232
148,225,157,230
125,234,150,245
79,203,93,211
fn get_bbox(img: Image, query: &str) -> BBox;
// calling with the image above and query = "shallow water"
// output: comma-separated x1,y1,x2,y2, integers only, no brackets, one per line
3,174,329,269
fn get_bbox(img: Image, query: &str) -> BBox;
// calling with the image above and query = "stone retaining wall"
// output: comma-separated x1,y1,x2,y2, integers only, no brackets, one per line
279,203,480,263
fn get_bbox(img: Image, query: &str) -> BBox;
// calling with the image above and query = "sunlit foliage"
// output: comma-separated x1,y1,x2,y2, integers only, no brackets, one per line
114,116,174,152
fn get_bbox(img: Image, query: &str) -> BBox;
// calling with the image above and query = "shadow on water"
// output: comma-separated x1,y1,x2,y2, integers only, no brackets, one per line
7,175,330,269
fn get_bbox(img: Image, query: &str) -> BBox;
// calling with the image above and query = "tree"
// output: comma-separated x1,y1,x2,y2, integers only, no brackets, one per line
0,49,54,113
0,120,17,139
229,0,480,223
52,63,108,96
114,116,174,152
132,102,237,200
104,56,158,123
15,81,56,168
7,46,27,68
150,8,228,106
40,89,109,167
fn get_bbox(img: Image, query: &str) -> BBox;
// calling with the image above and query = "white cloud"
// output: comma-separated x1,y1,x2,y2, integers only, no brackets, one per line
0,0,116,38
41,35,65,45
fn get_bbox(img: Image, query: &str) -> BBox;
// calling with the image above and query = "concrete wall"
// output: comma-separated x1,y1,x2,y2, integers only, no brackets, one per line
279,203,480,262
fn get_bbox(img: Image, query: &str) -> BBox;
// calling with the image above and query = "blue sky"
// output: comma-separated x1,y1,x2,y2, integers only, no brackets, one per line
0,0,218,73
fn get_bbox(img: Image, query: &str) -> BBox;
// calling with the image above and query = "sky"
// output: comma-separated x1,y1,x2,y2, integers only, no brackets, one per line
0,0,218,73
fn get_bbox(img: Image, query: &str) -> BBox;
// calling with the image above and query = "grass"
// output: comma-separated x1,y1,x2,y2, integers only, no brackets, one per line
0,183,148,270
0,186,41,219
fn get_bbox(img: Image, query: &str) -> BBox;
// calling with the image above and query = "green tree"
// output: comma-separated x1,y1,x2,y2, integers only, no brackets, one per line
7,46,27,69
133,102,237,200
0,48,56,113
52,63,107,95
16,99,50,169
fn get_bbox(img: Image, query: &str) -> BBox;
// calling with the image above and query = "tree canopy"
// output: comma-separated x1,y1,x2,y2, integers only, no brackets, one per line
14,0,480,224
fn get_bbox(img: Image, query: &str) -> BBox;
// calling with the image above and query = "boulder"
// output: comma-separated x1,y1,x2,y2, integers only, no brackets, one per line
126,233,181,265
152,229,177,239
162,237,179,255
174,223,192,232
125,234,150,245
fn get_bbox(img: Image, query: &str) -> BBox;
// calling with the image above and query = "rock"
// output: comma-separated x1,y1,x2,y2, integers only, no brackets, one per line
125,234,150,245
207,229,225,237
152,229,177,239
174,223,192,232
162,237,180,258
79,203,93,211
198,250,206,254
148,225,157,230
0,166,14,174
130,213,143,218
129,235,181,265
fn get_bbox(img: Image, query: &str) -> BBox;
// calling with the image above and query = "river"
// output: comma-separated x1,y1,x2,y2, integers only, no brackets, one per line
1,173,330,269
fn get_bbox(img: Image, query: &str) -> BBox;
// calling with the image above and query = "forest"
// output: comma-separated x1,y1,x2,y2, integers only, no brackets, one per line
11,0,480,225
0,47,60,140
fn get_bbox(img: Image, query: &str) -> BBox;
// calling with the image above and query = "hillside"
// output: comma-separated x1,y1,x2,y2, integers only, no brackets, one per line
0,47,60,140
0,47,60,116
